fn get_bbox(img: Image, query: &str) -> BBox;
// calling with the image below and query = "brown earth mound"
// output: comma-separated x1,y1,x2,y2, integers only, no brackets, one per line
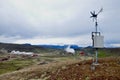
48,57,120,80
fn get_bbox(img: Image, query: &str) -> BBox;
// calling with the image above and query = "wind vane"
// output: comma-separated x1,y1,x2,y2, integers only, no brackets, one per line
90,8,103,32
90,8,103,21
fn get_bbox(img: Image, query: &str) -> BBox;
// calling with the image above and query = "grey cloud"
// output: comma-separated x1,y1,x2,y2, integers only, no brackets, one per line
0,0,120,46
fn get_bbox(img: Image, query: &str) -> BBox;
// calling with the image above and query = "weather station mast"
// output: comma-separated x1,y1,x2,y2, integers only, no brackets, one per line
90,8,104,65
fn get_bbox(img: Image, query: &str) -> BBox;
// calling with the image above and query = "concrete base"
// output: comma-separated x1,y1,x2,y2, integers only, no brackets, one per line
92,63,100,66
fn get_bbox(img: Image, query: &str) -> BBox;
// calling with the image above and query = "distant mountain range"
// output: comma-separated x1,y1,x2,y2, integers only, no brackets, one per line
0,42,84,53
0,42,90,51
0,42,120,56
0,43,46,53
36,44,82,49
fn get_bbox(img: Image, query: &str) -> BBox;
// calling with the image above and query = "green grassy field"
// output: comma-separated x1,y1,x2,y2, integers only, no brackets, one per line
0,52,82,75
98,49,111,58
0,58,34,74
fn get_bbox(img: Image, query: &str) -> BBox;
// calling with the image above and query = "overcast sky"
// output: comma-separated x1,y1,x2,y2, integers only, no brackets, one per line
0,0,120,47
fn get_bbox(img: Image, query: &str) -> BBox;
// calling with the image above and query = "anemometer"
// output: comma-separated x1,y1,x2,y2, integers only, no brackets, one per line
90,8,104,64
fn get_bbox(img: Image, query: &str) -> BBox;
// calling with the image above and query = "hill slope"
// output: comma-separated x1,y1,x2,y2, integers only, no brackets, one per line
0,57,119,80
0,43,46,53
